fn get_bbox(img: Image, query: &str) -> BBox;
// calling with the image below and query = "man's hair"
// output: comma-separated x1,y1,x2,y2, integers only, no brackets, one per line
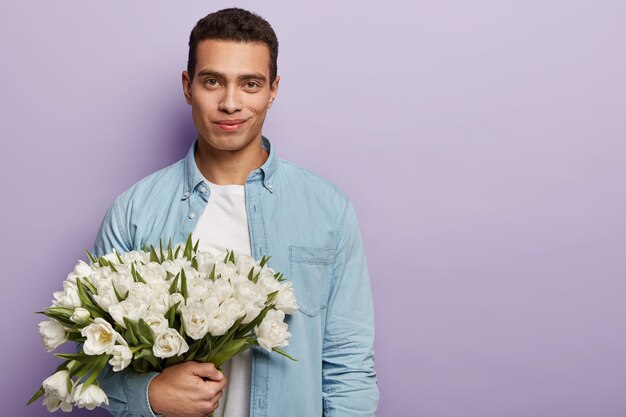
187,8,279,84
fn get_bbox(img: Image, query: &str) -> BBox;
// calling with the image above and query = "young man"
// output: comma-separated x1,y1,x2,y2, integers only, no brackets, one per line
93,8,378,417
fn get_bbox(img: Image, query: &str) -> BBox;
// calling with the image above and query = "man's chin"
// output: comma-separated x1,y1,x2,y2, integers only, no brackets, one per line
199,136,256,153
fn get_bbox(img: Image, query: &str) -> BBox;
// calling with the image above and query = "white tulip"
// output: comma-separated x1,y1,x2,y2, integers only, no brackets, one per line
153,328,189,358
108,345,133,372
213,277,234,304
80,318,118,355
111,271,133,298
181,304,210,340
169,293,185,312
221,297,245,321
70,307,91,324
92,286,117,312
137,262,167,282
274,282,299,315
121,250,150,264
71,383,109,410
109,297,148,328
255,309,291,352
38,320,67,352
206,305,236,337
65,260,94,284
143,312,169,334
52,281,81,308
257,270,280,295
235,253,260,277
42,370,71,400
42,395,72,412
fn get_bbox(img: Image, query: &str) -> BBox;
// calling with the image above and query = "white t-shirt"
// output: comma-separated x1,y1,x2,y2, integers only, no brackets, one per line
192,180,252,417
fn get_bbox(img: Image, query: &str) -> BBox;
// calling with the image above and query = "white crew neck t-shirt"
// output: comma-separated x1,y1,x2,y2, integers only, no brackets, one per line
192,180,252,417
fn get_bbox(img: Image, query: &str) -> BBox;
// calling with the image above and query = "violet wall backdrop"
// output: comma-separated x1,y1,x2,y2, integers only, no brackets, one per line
1,1,625,416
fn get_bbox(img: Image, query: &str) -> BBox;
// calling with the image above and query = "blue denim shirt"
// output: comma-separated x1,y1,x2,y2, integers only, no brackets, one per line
92,137,378,417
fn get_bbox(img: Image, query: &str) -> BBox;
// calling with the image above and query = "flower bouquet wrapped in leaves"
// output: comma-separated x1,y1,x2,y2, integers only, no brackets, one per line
29,235,298,412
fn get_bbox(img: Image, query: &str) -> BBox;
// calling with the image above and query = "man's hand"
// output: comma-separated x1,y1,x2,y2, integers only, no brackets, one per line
148,361,227,417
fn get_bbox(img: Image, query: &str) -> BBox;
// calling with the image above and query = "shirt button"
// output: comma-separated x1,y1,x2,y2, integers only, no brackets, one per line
183,191,190,198
199,186,207,193
188,212,196,219
266,183,273,191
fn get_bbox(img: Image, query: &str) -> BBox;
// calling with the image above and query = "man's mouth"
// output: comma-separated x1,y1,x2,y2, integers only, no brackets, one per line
214,119,247,131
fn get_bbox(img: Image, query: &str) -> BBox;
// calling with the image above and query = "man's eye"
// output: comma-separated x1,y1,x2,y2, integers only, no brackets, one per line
205,79,219,86
246,82,259,89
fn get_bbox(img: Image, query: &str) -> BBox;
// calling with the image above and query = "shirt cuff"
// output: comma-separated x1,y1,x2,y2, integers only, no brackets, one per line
125,370,160,417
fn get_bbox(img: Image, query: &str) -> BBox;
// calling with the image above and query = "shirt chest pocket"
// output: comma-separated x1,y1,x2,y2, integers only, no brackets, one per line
289,245,335,318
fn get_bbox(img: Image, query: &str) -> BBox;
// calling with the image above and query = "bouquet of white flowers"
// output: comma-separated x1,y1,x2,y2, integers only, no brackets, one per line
29,235,298,412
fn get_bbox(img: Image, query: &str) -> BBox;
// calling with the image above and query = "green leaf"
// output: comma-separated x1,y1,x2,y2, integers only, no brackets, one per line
74,280,108,318
76,279,97,309
193,238,199,253
168,273,180,294
163,354,185,368
166,302,180,328
228,250,235,264
184,234,193,260
191,257,198,270
45,306,75,316
266,290,279,303
259,255,271,268
26,386,45,406
41,312,73,328
236,305,272,338
159,239,164,263
134,348,160,370
132,358,149,373
180,268,188,300
54,352,95,362
82,279,98,295
209,264,216,281
168,239,174,261
183,339,203,361
130,263,146,284
123,318,140,346
85,249,97,264
109,263,118,273
115,251,124,264
194,334,213,360
210,338,249,367
81,355,109,390
149,245,160,263
138,319,155,345
174,246,181,259
112,283,127,303
272,347,298,361
67,333,87,343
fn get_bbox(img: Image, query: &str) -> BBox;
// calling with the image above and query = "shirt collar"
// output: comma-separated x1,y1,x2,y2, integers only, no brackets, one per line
182,135,277,199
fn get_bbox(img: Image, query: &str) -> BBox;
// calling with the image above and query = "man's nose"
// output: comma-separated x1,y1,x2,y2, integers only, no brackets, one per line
218,86,242,113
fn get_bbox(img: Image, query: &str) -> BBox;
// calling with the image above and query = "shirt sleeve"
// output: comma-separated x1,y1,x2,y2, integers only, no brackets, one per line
322,198,379,416
92,199,160,417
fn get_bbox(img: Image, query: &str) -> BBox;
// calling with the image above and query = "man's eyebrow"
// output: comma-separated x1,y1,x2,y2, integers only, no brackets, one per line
196,69,267,82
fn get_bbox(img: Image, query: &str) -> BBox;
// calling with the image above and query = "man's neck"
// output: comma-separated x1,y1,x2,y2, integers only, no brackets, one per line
194,137,269,185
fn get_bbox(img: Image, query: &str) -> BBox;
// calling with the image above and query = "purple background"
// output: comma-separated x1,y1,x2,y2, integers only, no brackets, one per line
1,1,625,416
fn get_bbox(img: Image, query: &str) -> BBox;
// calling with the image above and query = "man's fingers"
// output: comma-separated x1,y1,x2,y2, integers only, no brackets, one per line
188,361,224,381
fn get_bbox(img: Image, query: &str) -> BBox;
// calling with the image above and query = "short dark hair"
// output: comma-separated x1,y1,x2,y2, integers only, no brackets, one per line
187,8,279,84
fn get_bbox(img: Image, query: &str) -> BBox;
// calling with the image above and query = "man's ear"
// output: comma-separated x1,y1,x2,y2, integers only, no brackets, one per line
182,71,192,105
267,75,280,109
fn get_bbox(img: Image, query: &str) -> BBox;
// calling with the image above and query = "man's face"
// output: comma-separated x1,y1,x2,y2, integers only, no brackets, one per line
182,39,279,154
